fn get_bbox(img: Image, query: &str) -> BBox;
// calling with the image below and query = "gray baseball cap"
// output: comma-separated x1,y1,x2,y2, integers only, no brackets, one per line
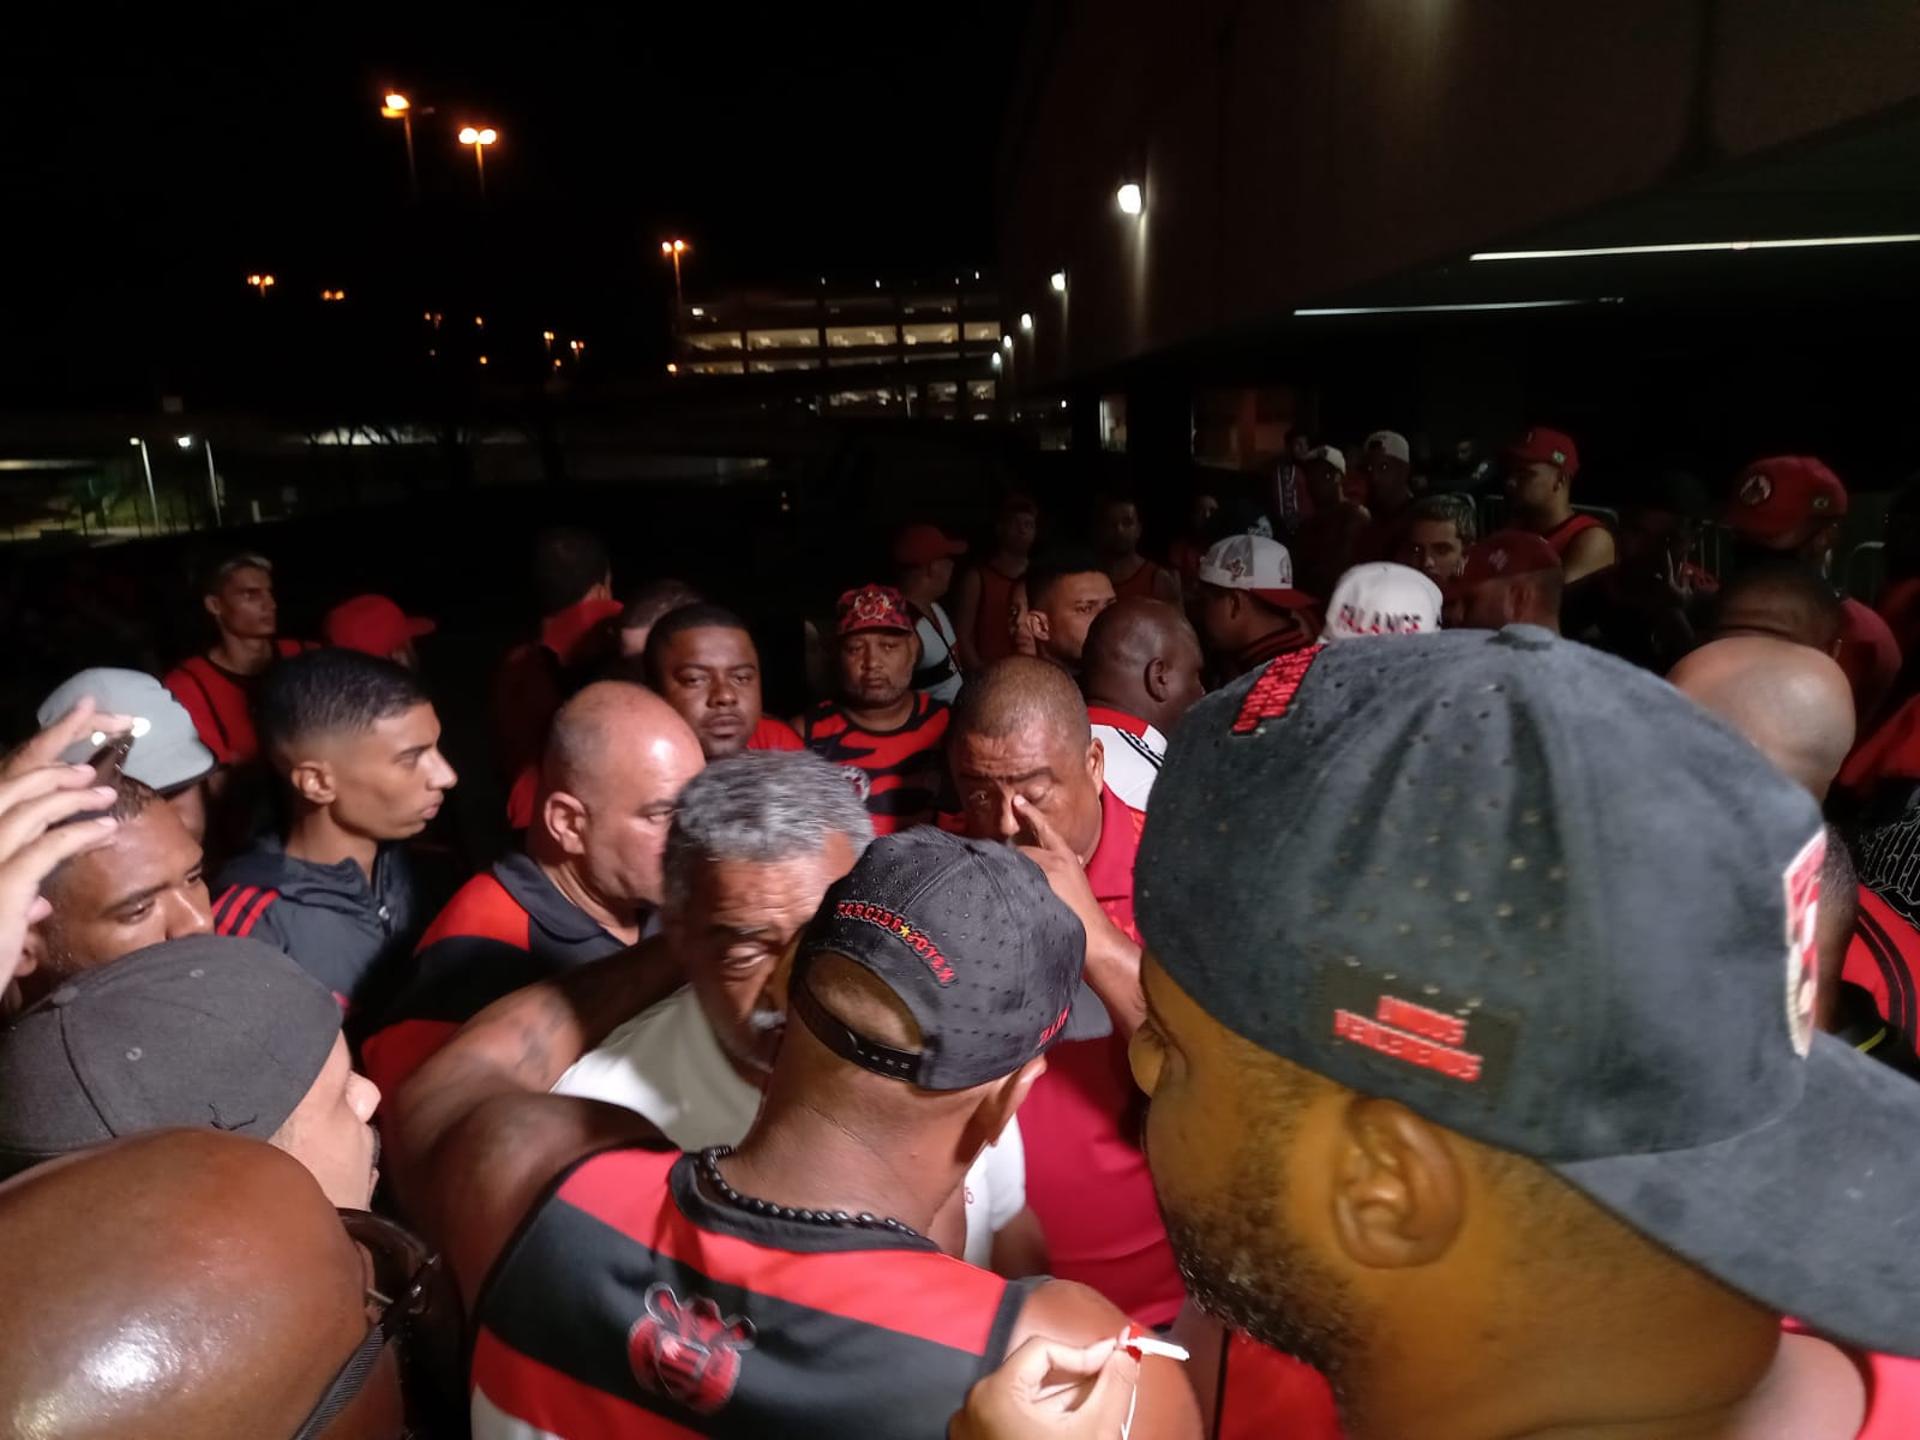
1138,626,1920,1355
38,668,216,792
0,935,341,1178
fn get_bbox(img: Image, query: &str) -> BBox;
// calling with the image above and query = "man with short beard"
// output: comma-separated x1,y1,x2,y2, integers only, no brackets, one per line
957,630,1920,1440
798,584,954,834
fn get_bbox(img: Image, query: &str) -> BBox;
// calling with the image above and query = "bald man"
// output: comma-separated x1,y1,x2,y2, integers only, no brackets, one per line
948,657,1186,1325
0,1129,435,1439
1081,598,1206,811
1669,636,1856,800
361,682,704,1097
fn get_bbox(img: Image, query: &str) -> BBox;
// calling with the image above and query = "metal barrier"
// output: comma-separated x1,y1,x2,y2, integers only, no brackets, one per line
1845,541,1887,604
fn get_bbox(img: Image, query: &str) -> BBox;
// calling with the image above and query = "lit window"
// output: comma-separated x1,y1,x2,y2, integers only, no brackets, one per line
747,328,819,351
748,358,822,373
967,380,997,401
902,322,958,346
925,381,959,402
1100,394,1128,451
826,325,897,348
963,321,1002,342
688,360,746,375
686,332,744,352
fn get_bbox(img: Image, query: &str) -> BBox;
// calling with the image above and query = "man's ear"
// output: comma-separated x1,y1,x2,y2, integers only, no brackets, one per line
966,1054,1046,1152
544,790,590,857
1086,736,1106,793
1026,608,1052,644
287,757,337,807
1328,1096,1464,1268
1144,655,1172,703
202,593,221,621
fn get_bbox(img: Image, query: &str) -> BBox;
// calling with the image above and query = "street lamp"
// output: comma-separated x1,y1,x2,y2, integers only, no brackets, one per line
659,239,690,315
380,92,419,202
174,436,222,527
246,273,276,299
1019,312,1034,333
1116,181,1144,216
128,438,159,530
457,126,497,198
1049,270,1067,294
321,288,347,302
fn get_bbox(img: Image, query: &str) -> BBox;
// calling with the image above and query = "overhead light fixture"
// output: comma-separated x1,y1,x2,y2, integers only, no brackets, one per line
1116,182,1143,216
990,352,1003,370
1293,298,1622,317
1019,312,1033,333
690,306,705,317
1049,270,1067,294
1001,335,1013,352
1470,234,1920,261
175,435,194,449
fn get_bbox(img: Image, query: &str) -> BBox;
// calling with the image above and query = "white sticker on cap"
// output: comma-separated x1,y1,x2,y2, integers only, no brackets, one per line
1782,830,1824,1058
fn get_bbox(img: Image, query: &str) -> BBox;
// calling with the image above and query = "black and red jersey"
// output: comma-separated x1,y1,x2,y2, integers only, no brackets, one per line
797,695,952,836
361,852,627,1098
1539,512,1606,561
162,637,311,766
471,1147,1035,1439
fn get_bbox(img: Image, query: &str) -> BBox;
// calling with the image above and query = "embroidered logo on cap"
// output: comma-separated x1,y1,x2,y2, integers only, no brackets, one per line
835,899,956,985
1232,645,1323,734
1739,472,1774,507
1781,830,1823,1058
1320,961,1519,1098
628,1282,756,1414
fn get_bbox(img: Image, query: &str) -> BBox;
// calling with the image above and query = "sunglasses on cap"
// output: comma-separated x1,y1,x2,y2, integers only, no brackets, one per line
291,1209,461,1440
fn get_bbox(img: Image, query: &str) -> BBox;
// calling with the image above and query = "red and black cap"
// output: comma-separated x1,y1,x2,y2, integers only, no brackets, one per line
793,827,1105,1092
1138,626,1920,1356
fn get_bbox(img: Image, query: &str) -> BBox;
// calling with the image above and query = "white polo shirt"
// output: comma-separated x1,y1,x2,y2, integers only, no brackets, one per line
1088,705,1168,811
553,986,1025,1266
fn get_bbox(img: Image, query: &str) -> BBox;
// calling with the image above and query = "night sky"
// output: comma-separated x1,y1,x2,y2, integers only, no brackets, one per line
4,3,1028,406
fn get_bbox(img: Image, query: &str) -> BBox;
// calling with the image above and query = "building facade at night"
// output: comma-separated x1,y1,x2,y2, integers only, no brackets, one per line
674,278,1009,420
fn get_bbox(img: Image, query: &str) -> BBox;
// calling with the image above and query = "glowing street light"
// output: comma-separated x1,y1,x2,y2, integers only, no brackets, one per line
175,434,193,450
1049,270,1067,294
1116,181,1143,216
320,288,347,302
380,91,419,202
666,362,680,375
128,437,159,529
569,339,584,358
246,273,276,299
458,125,498,197
172,435,223,526
659,238,690,314
1019,312,1034,333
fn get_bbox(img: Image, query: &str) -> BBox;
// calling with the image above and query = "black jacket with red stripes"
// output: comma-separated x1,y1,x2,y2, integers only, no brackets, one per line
210,837,425,1013
360,851,628,1098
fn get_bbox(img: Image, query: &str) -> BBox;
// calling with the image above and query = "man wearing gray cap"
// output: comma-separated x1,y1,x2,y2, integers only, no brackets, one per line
0,933,381,1208
958,628,1920,1438
38,667,217,843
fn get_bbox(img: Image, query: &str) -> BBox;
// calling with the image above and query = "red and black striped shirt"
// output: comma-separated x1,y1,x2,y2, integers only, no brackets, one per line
797,695,952,836
471,1147,1034,1439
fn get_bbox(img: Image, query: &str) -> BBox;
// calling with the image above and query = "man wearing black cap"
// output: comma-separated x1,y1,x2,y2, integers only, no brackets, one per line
959,628,1920,1438
0,934,381,1209
397,829,1198,1439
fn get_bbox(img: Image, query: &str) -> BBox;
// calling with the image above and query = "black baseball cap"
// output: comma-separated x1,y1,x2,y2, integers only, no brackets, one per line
793,826,1101,1092
1138,626,1920,1356
0,935,342,1178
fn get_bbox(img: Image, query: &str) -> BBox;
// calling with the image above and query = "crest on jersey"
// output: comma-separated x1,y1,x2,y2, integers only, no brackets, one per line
1738,471,1774,508
1781,831,1824,1058
628,1282,755,1414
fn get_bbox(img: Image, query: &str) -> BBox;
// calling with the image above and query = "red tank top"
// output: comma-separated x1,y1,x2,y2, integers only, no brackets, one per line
1540,513,1605,559
472,1147,1034,1438
162,637,308,765
974,566,1023,665
1112,558,1169,601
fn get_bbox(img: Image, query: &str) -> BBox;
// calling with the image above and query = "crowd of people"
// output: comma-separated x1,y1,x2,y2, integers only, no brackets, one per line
2,420,1918,1439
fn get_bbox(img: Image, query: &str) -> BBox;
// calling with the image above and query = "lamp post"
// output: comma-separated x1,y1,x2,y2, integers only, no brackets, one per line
177,435,222,528
659,238,690,315
457,126,498,198
246,273,276,300
380,92,419,202
128,437,159,531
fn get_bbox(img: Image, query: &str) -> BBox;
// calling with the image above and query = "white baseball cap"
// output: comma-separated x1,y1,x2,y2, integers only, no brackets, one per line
1365,430,1411,465
1322,563,1443,641
37,669,217,793
1198,535,1313,607
1304,446,1347,475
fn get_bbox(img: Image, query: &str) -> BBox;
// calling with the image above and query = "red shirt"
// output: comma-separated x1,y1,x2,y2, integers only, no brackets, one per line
1839,599,1903,732
1877,576,1920,661
162,637,309,766
1017,786,1185,1326
1540,512,1606,559
1112,558,1171,602
973,565,1024,666
493,596,625,830
750,715,804,751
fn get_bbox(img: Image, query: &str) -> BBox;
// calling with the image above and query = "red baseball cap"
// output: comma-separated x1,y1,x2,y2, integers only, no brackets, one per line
1459,530,1562,586
836,584,915,636
1726,456,1848,546
1505,426,1581,480
892,523,968,568
323,594,435,658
